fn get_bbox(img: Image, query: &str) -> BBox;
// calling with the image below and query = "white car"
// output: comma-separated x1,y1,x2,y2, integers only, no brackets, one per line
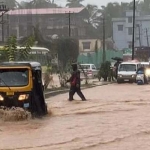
79,64,98,78
117,62,141,83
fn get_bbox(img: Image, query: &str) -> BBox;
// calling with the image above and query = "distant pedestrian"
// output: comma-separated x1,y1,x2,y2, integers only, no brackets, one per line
114,60,121,79
66,63,86,101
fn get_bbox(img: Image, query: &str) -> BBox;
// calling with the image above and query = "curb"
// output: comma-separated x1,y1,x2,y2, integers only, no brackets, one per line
45,82,112,99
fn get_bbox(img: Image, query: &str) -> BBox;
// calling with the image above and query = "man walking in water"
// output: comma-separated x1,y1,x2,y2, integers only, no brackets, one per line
66,63,86,101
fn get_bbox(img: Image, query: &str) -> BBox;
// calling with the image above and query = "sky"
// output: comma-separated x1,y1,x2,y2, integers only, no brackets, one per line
17,0,134,8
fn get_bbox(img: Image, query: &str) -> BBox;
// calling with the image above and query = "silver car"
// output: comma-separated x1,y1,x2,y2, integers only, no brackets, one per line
79,64,98,79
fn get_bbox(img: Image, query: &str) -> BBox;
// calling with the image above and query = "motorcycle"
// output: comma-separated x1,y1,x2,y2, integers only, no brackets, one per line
136,70,145,85
136,68,150,85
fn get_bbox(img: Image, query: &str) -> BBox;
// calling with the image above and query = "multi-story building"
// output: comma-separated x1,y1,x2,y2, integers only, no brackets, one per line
112,10,150,50
1,7,89,42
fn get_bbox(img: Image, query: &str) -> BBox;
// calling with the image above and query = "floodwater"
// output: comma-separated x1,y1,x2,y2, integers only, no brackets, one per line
1,84,150,150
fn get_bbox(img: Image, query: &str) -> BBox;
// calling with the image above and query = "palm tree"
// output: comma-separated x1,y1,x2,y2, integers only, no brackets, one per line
66,0,84,8
27,0,57,8
85,4,101,28
138,0,150,15
97,2,124,38
0,0,21,9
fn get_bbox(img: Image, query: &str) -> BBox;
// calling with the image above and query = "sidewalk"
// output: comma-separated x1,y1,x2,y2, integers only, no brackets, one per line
45,80,112,99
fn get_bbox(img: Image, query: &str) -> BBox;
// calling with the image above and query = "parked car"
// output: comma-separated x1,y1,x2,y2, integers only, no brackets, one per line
79,64,98,78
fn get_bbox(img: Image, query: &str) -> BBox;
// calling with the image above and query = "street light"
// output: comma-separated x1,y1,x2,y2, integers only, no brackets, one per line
132,0,136,60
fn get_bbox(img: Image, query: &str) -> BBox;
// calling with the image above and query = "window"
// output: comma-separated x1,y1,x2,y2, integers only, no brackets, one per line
128,42,132,48
118,25,123,31
128,17,132,23
92,65,96,70
82,42,91,50
128,27,133,35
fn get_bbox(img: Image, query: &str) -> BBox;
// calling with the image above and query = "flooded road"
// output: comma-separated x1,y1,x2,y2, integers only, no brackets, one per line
1,83,150,150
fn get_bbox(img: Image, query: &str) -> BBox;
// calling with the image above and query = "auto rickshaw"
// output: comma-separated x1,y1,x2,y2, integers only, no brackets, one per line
0,61,47,117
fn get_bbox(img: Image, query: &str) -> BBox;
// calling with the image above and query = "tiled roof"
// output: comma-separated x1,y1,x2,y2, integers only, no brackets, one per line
8,7,85,15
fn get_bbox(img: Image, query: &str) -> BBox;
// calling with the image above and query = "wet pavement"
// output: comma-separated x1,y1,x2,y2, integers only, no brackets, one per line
1,83,150,150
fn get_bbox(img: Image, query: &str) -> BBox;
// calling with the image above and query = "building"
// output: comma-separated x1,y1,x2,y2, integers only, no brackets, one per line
1,7,89,42
112,10,150,50
79,39,101,54
79,38,117,54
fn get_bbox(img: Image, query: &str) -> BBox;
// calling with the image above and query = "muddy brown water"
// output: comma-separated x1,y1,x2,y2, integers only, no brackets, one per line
1,84,150,150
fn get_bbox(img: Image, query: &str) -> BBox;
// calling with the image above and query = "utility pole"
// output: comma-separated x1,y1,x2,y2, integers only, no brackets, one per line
1,12,4,42
0,3,9,43
102,16,106,63
7,13,9,38
69,11,71,37
137,25,141,47
132,0,136,60
146,28,149,47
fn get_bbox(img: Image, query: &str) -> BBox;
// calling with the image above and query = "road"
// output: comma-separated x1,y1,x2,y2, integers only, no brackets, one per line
1,83,150,150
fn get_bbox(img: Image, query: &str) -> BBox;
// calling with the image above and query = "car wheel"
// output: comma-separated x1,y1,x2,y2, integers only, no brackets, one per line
117,80,122,84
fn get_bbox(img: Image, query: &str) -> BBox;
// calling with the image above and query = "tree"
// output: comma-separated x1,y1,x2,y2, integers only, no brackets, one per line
4,36,17,61
66,0,84,8
19,36,35,60
138,0,150,15
57,38,79,68
25,0,57,8
85,4,101,28
4,35,35,62
96,2,125,38
0,0,21,9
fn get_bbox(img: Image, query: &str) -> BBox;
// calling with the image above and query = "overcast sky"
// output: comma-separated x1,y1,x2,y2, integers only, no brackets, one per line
17,0,134,8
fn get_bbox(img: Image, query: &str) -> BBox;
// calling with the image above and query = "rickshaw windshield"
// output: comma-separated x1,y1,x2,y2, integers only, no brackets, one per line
0,68,29,87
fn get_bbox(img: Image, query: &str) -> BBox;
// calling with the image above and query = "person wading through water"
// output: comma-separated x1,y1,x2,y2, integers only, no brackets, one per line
66,63,86,101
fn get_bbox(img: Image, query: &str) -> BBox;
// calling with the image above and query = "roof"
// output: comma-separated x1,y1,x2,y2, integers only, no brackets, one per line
8,7,85,15
140,62,150,65
0,61,41,69
0,46,50,52
121,62,139,65
112,18,126,22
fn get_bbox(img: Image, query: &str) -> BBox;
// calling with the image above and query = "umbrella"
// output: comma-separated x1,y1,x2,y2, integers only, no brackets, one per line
111,57,123,61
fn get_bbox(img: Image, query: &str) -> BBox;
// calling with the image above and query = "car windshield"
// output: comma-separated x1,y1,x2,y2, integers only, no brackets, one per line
119,64,136,72
79,65,90,70
0,68,29,87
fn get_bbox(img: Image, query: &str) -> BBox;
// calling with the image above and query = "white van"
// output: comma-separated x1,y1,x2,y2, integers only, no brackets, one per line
79,64,98,78
117,62,141,83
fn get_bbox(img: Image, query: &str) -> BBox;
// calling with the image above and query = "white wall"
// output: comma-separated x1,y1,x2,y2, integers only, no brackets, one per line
113,21,128,50
112,11,150,50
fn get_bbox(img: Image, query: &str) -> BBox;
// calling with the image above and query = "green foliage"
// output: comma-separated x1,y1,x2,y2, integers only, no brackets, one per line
19,0,58,9
57,38,79,68
4,36,17,61
66,0,84,7
19,36,35,60
0,0,20,9
3,35,35,62
98,61,111,81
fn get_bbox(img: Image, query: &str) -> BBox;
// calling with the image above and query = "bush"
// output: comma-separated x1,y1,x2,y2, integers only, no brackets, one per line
98,61,111,81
